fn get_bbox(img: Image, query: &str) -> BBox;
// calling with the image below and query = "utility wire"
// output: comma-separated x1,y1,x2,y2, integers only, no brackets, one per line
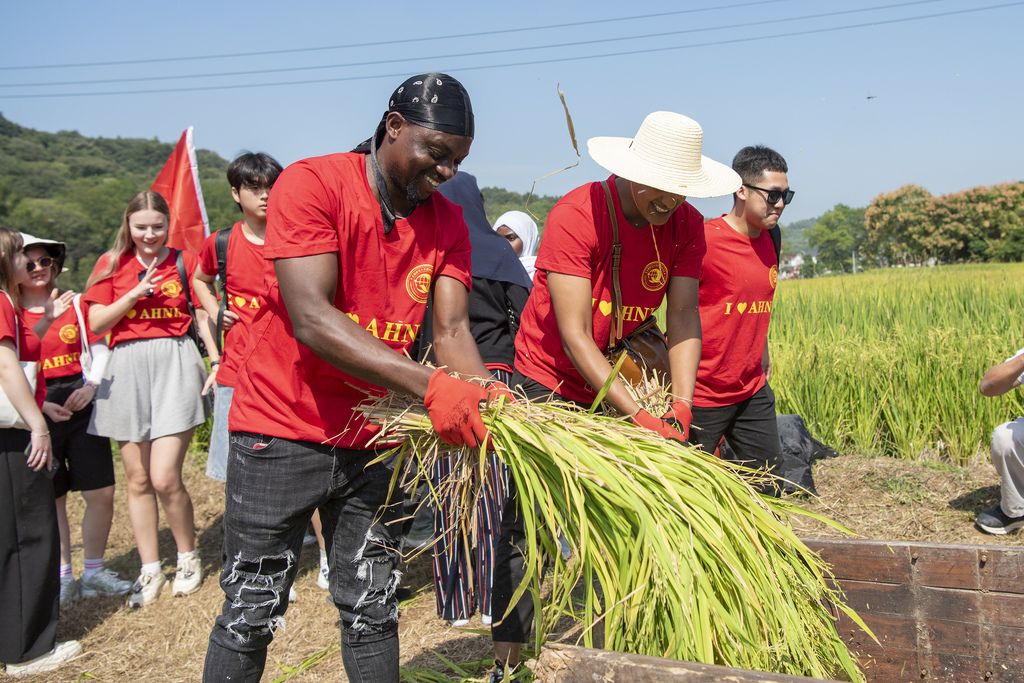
0,0,951,88
1,1,1019,100
0,0,793,71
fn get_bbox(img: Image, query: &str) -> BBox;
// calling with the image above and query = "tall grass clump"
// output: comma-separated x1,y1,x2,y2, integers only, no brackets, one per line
772,263,1024,463
363,394,868,681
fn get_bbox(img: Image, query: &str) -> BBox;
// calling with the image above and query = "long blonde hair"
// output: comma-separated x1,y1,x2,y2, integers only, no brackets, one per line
0,228,25,306
87,191,170,289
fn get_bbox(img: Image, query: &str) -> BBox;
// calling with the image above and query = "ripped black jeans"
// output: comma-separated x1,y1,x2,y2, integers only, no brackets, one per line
203,433,403,683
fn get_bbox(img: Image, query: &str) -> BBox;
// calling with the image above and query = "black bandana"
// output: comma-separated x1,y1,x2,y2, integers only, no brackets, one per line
353,73,474,234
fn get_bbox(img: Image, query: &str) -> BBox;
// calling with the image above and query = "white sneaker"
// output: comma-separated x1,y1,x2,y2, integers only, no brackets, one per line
5,640,82,677
317,561,330,591
80,568,132,597
288,586,297,603
127,570,166,608
58,576,79,610
172,554,202,596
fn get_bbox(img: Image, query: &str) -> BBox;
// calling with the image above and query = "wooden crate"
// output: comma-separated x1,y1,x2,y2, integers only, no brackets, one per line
532,539,1024,682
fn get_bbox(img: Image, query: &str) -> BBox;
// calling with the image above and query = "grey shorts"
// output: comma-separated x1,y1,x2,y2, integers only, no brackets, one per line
88,336,209,443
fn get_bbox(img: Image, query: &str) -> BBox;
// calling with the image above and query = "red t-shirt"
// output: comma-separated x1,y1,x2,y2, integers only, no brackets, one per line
229,152,473,448
22,303,99,381
0,294,45,407
197,223,269,387
83,249,200,347
514,176,706,403
694,216,779,407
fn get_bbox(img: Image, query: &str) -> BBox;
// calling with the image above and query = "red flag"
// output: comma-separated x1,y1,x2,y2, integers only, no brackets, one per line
151,127,209,253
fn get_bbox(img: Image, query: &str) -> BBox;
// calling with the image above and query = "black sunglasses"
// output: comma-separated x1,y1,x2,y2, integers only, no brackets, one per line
744,184,795,206
26,257,54,272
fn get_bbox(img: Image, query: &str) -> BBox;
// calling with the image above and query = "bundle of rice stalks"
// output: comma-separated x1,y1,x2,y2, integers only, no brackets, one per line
361,388,869,681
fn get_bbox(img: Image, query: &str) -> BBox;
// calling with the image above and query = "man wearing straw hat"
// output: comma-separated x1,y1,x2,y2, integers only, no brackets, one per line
203,73,505,683
689,146,793,494
494,111,740,676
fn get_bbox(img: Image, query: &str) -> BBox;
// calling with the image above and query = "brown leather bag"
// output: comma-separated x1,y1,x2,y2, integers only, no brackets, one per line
600,181,671,387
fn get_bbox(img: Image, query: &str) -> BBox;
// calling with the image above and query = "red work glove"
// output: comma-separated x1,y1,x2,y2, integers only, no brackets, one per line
631,409,687,444
424,369,490,447
661,400,693,442
486,381,516,404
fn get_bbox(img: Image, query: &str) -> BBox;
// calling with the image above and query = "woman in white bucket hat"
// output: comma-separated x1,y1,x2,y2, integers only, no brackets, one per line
488,112,740,678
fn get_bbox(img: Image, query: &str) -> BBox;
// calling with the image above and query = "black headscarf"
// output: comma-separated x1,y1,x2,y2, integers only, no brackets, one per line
438,172,532,290
353,73,474,234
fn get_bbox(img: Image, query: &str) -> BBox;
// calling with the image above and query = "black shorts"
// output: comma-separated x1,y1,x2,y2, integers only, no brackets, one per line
45,376,115,498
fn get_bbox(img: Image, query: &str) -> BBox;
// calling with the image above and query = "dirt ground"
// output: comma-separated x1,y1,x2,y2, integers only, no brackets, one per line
7,450,1020,682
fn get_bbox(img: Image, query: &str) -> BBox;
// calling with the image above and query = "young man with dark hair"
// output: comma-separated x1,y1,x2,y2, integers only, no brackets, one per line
202,74,501,682
193,152,283,484
690,145,794,493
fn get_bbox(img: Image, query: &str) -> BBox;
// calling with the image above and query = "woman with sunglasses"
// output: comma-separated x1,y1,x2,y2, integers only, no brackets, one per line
84,191,215,608
19,234,133,609
0,227,83,677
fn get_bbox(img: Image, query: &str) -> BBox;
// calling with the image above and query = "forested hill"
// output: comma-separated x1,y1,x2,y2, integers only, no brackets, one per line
0,114,559,290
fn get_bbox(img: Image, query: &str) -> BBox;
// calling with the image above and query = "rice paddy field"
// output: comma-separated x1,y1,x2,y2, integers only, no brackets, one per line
771,263,1024,464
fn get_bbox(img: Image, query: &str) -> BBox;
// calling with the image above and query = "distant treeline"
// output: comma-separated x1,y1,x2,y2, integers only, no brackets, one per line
0,114,559,291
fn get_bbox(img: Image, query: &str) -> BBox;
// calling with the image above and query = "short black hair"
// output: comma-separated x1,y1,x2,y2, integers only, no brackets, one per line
731,145,788,185
227,152,283,192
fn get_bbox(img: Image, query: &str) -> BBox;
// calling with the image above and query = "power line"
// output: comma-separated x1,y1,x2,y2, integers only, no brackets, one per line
1,1,1019,100
0,0,792,71
0,0,950,89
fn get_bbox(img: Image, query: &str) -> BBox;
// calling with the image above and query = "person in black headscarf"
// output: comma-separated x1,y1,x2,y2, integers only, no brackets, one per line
407,171,530,629
203,73,507,683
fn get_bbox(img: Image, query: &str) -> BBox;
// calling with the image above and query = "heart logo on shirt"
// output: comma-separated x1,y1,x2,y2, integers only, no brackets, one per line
598,300,613,316
737,302,747,314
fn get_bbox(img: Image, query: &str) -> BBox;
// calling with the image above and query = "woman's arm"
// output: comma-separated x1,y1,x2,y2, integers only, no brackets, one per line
89,259,161,335
548,271,640,415
0,340,50,470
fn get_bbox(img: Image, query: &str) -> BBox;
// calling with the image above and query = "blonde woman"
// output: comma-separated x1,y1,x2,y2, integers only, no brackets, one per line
0,227,82,677
84,191,214,608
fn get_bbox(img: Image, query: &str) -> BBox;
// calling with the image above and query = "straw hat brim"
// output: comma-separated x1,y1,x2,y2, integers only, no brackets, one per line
588,136,741,199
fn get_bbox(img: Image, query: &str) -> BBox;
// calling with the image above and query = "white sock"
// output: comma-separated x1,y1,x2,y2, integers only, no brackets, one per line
82,557,105,579
141,561,162,576
319,550,328,567
177,550,197,564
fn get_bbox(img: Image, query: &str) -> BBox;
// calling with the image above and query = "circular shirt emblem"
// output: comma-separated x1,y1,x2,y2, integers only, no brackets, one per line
640,261,669,292
58,323,78,345
405,264,434,304
768,264,778,289
161,280,183,298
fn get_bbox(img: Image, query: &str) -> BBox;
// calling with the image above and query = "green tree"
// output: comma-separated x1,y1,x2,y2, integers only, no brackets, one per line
806,204,866,273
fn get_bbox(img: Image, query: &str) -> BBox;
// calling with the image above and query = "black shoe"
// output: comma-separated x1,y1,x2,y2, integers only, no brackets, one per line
976,505,1024,535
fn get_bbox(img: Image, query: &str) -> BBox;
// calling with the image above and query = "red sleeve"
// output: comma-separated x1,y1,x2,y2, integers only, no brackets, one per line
198,232,219,276
0,294,15,346
670,204,707,280
435,204,472,291
82,253,116,305
534,196,596,279
79,301,105,345
264,161,339,260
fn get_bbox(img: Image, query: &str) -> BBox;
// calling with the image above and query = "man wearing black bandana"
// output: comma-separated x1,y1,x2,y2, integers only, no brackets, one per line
203,74,503,683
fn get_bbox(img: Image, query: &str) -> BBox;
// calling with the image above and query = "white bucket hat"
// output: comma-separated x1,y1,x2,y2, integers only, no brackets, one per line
21,232,67,272
587,111,741,199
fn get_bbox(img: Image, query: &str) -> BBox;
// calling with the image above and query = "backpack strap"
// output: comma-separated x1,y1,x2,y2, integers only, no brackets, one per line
214,226,232,353
176,250,205,357
768,226,782,266
600,180,624,348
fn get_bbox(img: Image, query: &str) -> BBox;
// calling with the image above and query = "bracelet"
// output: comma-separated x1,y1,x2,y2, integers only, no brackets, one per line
210,360,220,367
676,397,693,406
32,431,50,437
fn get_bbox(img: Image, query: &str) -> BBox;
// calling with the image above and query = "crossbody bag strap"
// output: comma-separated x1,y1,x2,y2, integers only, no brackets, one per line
2,291,19,358
72,293,92,376
214,226,232,353
600,180,624,348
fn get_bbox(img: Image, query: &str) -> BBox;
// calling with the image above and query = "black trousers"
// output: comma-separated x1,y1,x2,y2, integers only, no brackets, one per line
0,428,59,664
690,383,782,495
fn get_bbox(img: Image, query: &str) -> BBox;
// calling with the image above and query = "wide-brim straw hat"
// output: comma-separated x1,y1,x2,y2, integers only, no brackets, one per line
21,232,67,273
587,111,741,199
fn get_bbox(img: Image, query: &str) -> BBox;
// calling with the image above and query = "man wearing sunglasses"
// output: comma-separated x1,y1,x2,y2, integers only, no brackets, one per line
689,145,793,494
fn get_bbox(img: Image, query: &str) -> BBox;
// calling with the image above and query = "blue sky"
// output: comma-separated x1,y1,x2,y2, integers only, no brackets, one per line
1,0,1021,223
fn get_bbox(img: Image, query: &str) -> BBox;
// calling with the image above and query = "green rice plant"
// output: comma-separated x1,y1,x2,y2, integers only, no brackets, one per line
772,263,1024,463
361,394,869,681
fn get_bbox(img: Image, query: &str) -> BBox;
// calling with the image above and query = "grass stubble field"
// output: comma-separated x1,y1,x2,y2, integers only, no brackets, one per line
11,264,1024,682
